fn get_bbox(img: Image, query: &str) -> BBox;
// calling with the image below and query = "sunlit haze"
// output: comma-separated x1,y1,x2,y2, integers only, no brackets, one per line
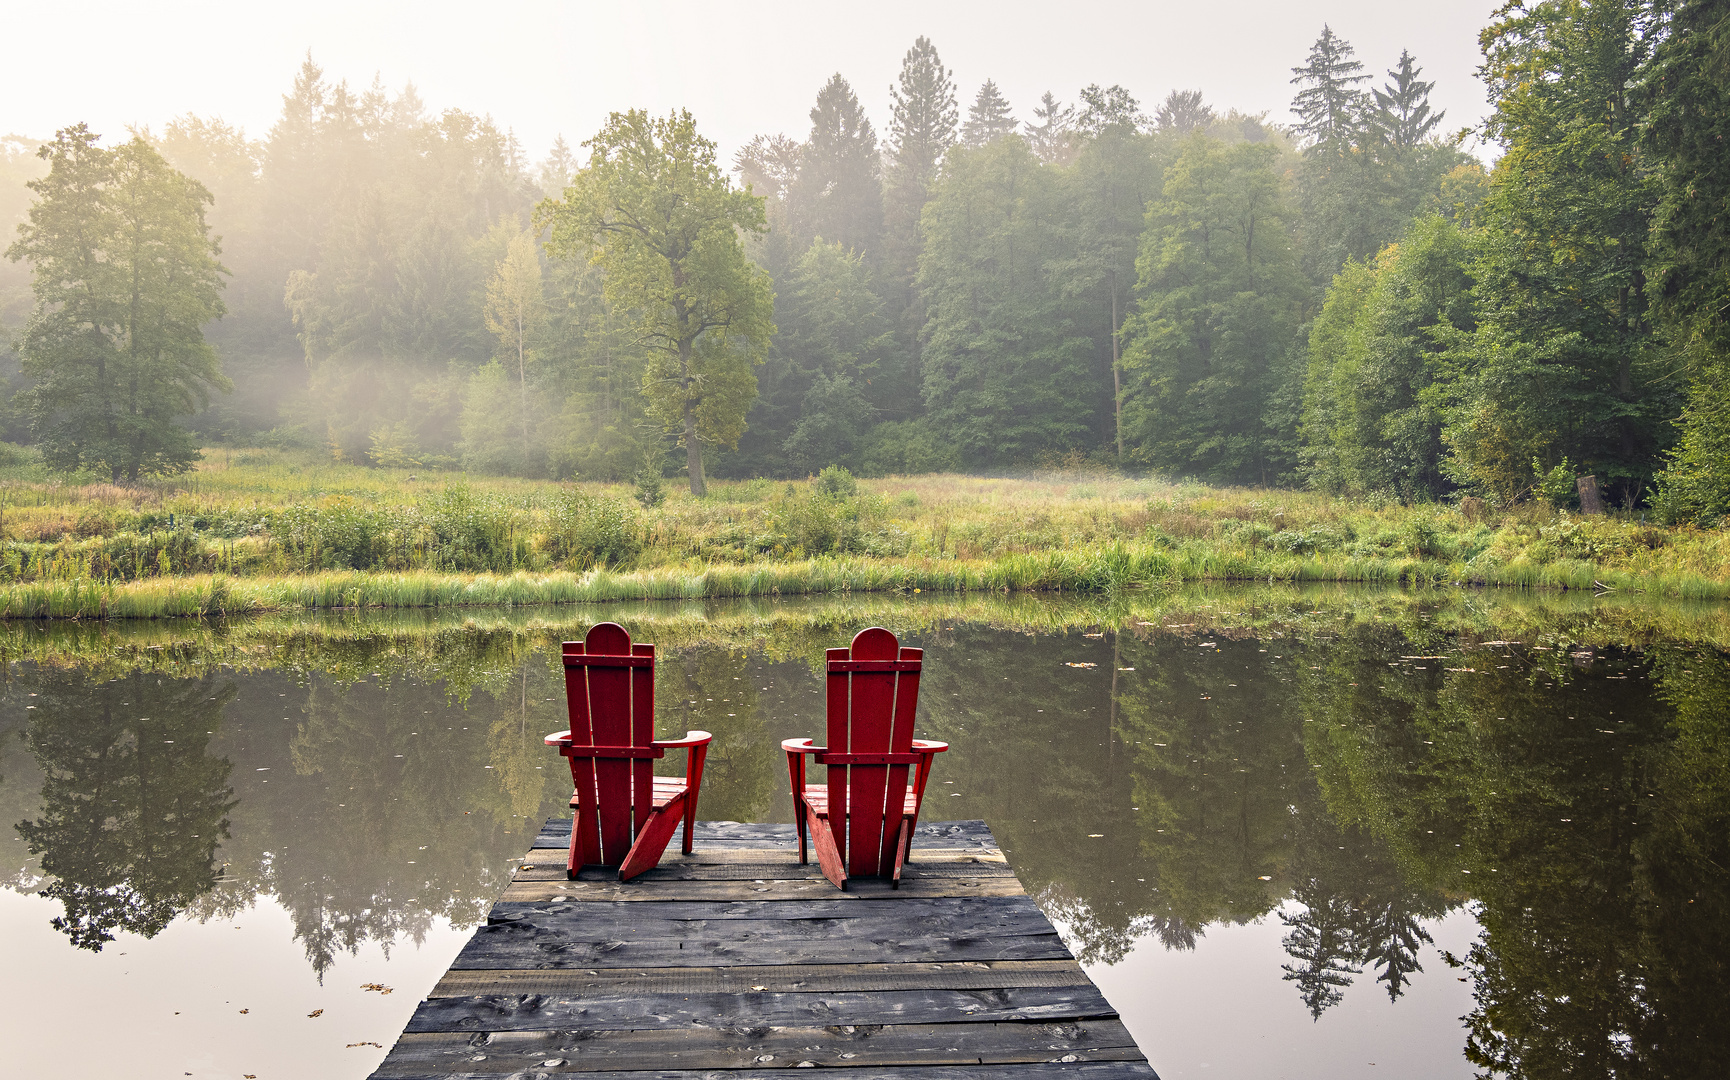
2,0,1499,160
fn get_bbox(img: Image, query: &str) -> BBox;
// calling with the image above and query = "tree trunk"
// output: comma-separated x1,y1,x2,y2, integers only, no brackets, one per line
1111,275,1123,459
1576,474,1605,515
684,403,706,497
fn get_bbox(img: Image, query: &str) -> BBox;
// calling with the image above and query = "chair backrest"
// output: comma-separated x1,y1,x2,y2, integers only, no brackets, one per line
825,626,923,876
563,622,655,865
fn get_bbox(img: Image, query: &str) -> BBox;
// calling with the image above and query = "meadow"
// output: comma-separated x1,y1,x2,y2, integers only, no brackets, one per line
2,446,1728,618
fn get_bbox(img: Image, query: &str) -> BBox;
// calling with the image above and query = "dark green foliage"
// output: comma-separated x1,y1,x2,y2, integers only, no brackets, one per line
1302,215,1476,497
919,138,1098,465
6,127,229,481
1445,0,1673,507
1646,0,1730,521
16,672,237,950
1121,137,1306,483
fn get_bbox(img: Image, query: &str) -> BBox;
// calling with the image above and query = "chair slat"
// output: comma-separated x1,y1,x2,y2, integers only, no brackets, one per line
841,627,899,877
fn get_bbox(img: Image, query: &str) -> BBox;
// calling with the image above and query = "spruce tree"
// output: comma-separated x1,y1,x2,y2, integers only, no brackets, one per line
1289,25,1370,146
883,36,958,376
789,74,883,258
1371,50,1444,147
1023,91,1077,164
961,79,1018,147
883,35,958,290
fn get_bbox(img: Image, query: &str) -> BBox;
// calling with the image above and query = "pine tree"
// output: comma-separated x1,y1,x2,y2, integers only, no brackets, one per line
1154,89,1215,134
1024,91,1077,164
1290,25,1370,146
883,36,958,368
1280,882,1365,1018
961,79,1018,147
538,135,576,196
1371,50,1444,147
790,74,883,258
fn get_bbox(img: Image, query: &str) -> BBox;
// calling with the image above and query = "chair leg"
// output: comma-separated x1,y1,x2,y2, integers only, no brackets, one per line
891,817,912,889
619,793,688,882
807,803,846,890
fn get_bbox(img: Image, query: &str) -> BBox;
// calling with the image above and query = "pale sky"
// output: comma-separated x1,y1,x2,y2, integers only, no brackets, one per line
2,1,1500,164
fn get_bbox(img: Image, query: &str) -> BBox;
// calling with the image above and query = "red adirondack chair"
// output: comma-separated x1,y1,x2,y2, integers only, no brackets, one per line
782,627,948,889
544,622,712,882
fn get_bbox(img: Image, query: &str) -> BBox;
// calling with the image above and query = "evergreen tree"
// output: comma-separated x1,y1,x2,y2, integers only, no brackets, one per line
1154,89,1215,134
1370,50,1445,147
6,127,230,481
1280,883,1365,1018
883,36,958,294
789,75,884,258
1289,25,1370,147
1024,91,1078,164
961,79,1018,147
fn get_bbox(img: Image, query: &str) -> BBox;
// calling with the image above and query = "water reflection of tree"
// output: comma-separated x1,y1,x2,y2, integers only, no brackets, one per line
1306,627,1730,1075
14,672,237,949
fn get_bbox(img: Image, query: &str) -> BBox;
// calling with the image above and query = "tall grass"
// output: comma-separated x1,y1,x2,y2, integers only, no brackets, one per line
2,448,1728,618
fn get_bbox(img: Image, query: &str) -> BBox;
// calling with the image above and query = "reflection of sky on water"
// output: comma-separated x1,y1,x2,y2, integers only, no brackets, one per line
1081,905,1479,1080
2,594,1725,1078
0,887,465,1079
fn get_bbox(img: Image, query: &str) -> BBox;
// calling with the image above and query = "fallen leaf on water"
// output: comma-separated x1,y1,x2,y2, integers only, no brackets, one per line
750,984,768,991
347,1042,384,1048
239,1008,249,1014
308,1009,324,1018
360,983,393,995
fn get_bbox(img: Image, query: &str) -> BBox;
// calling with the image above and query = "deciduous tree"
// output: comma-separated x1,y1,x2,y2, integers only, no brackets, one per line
7,126,229,481
539,109,774,495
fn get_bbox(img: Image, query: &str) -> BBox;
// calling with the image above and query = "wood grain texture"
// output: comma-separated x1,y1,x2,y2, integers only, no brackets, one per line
375,1019,1142,1073
366,821,1151,1080
428,960,1088,997
403,984,1122,1033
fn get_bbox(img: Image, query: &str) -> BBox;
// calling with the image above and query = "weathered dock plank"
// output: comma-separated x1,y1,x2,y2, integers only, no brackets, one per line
368,821,1157,1080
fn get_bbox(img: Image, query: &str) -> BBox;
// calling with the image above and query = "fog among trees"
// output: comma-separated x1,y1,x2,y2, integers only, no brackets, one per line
3,2,1728,517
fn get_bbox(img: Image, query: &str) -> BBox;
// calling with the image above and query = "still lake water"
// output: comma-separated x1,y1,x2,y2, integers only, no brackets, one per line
2,587,1726,1079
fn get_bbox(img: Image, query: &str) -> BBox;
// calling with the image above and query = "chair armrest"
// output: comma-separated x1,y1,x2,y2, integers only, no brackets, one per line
911,740,949,753
781,738,826,755
652,731,713,749
544,730,573,746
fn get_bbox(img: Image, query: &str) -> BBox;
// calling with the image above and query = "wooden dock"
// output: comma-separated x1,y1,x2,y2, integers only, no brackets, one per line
368,819,1157,1080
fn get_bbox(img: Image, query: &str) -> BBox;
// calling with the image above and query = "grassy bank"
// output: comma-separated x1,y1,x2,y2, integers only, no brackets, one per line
2,449,1727,617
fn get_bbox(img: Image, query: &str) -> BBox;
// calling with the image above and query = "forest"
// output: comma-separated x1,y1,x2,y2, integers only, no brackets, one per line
1,1,1727,521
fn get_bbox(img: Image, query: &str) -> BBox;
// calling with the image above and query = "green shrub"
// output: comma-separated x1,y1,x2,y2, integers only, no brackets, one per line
544,489,641,569
815,465,859,499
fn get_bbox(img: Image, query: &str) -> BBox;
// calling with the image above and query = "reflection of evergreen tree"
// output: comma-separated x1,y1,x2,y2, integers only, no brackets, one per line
15,672,236,949
1280,885,1363,1018
1358,894,1433,1001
